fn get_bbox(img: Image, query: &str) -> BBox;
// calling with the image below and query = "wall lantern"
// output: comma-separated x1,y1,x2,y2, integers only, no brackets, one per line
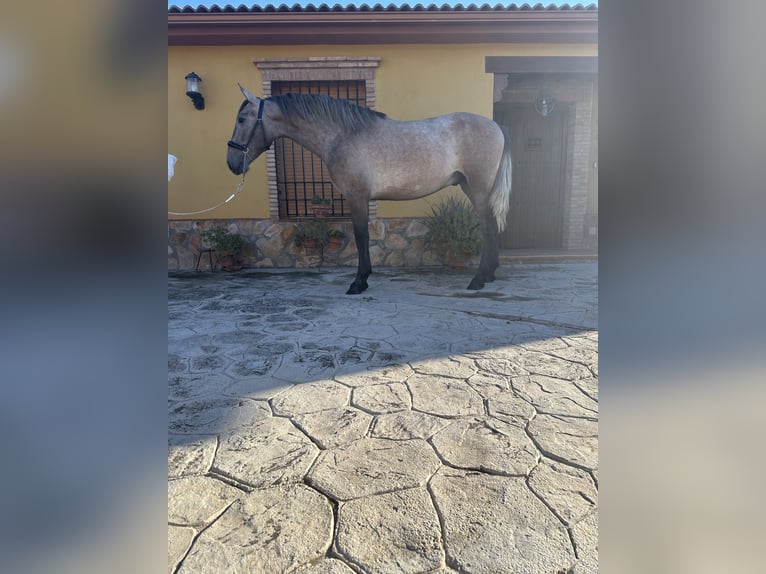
534,87,556,117
185,72,205,110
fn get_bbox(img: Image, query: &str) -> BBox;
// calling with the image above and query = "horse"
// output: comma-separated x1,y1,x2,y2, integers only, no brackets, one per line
226,85,512,295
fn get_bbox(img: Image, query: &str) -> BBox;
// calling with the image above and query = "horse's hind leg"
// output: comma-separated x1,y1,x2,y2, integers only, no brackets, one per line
468,215,499,290
462,183,500,291
346,198,372,295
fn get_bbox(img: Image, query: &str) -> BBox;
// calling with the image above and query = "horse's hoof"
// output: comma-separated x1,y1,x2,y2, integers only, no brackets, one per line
346,281,368,295
467,278,485,290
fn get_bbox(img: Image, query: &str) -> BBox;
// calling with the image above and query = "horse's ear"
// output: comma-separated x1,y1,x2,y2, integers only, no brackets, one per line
238,83,258,105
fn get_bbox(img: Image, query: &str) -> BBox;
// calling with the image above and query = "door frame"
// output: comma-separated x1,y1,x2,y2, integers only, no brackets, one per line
495,101,571,249
488,57,597,250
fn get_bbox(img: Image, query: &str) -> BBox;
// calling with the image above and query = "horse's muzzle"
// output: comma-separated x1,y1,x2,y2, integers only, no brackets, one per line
226,150,248,175
226,158,243,175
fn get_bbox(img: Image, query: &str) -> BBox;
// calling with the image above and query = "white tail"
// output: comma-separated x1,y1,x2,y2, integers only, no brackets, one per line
490,126,512,233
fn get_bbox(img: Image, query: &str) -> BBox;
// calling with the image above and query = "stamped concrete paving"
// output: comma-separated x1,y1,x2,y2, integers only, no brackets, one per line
168,264,598,574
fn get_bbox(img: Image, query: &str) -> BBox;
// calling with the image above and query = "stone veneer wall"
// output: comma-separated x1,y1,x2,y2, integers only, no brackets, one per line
168,218,448,271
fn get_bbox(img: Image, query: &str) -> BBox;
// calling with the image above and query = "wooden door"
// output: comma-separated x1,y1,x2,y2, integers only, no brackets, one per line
495,103,569,249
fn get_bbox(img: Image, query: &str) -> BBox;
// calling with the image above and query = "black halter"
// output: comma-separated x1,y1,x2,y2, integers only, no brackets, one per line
227,98,269,153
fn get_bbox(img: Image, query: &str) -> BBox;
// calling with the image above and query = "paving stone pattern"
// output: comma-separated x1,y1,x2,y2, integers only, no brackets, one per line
168,264,598,573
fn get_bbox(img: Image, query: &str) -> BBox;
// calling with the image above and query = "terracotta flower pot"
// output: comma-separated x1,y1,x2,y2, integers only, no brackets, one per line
311,205,330,218
326,235,344,248
447,253,472,269
219,254,243,272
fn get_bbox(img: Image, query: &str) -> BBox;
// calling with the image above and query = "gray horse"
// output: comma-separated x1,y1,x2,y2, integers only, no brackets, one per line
227,85,512,295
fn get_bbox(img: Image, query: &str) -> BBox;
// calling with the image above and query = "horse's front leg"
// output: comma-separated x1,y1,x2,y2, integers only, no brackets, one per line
347,198,371,295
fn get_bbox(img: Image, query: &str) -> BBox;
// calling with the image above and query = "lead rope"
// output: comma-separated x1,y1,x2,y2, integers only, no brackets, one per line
168,149,248,216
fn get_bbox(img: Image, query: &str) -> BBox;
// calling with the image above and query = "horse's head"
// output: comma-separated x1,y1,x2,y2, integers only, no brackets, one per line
226,84,273,175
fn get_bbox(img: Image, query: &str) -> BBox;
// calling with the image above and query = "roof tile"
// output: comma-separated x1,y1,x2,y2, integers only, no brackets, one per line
169,3,598,14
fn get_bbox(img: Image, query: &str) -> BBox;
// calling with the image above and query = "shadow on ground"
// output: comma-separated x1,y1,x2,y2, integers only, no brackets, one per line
168,263,598,574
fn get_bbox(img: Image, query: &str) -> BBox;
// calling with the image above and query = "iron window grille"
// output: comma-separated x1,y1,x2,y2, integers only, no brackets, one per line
272,80,367,219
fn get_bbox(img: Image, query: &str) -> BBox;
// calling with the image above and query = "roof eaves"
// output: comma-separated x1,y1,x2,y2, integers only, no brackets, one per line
168,3,598,45
168,3,599,14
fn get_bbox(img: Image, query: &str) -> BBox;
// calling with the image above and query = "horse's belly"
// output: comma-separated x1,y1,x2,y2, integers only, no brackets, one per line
339,124,466,199
370,171,460,201
372,184,442,201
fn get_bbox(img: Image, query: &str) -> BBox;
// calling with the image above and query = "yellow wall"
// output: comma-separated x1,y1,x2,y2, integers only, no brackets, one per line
168,43,597,220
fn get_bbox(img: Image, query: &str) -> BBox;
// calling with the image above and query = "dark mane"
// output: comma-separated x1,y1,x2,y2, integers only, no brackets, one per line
269,93,386,132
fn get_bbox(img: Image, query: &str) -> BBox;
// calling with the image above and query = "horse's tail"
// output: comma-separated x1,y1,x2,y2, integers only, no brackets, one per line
489,125,512,233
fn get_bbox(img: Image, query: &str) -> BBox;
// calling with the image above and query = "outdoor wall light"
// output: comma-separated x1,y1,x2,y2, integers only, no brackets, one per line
185,72,205,110
534,87,556,117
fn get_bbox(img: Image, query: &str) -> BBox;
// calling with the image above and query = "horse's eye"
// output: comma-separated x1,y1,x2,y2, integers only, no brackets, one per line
237,117,245,124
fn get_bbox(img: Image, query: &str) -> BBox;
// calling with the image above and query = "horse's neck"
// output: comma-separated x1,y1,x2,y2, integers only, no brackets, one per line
271,116,343,160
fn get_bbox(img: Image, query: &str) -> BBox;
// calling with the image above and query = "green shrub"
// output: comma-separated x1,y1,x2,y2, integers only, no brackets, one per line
294,219,329,247
425,197,482,261
200,226,244,254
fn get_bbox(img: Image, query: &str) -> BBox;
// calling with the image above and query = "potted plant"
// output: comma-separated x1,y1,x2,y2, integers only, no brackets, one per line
310,195,332,217
326,228,345,248
425,196,482,268
200,226,245,271
294,219,328,249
